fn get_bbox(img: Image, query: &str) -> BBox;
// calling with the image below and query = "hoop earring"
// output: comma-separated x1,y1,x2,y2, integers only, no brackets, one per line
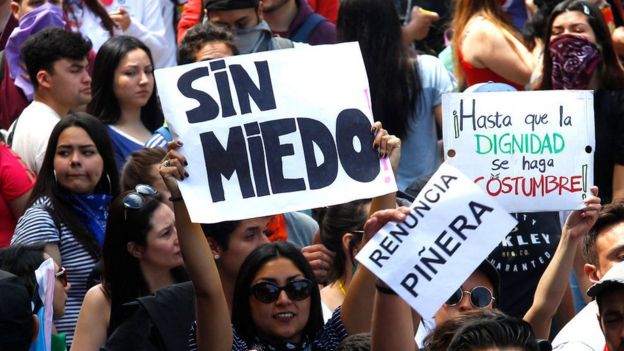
53,170,57,183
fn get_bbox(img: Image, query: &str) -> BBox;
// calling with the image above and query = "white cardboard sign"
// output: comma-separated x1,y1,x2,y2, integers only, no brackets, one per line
442,90,595,212
155,43,397,223
356,163,517,320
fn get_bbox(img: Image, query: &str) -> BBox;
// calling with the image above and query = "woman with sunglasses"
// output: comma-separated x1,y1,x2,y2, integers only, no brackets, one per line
157,122,404,351
72,184,187,350
11,112,119,346
370,189,602,350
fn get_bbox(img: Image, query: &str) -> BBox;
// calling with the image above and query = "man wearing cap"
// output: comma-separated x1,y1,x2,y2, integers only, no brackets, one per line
587,260,624,351
0,269,39,351
261,0,335,44
553,202,624,350
203,0,296,54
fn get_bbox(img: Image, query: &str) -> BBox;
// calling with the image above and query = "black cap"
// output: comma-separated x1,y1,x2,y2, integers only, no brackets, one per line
0,270,35,350
476,260,501,306
203,0,259,11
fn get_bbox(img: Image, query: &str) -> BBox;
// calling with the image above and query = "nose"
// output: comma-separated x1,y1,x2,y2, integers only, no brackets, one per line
275,289,292,305
83,71,92,84
458,292,473,312
139,71,149,85
70,151,81,165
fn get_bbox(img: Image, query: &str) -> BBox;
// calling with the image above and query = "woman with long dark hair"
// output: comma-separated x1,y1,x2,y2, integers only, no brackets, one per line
11,112,119,345
538,0,624,203
72,185,187,350
336,0,455,191
88,36,164,172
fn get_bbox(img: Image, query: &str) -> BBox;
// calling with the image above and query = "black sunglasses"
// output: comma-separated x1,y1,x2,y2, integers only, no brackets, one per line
123,184,158,220
445,286,495,308
250,279,313,303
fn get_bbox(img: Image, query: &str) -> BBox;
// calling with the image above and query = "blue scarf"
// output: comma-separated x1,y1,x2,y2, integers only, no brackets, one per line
69,193,112,247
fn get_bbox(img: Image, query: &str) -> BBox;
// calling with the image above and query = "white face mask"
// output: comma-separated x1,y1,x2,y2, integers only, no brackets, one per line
234,20,273,54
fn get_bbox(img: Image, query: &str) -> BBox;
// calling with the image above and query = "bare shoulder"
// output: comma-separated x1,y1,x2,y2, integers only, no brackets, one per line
84,284,111,312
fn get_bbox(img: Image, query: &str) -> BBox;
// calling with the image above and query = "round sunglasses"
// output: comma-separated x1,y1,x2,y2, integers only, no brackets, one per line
445,286,495,308
250,279,313,303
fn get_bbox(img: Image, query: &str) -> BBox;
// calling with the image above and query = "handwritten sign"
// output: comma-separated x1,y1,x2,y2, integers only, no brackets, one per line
155,43,396,223
356,163,516,319
442,90,594,212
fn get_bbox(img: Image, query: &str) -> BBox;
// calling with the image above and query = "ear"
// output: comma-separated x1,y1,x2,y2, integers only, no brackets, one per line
342,233,353,257
206,237,222,259
127,242,144,259
36,70,52,90
257,3,263,20
585,263,601,283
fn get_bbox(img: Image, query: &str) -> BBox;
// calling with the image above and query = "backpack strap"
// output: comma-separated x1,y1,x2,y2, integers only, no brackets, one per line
291,13,326,43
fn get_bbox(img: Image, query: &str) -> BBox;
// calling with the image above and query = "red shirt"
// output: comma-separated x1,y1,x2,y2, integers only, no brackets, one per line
0,143,36,247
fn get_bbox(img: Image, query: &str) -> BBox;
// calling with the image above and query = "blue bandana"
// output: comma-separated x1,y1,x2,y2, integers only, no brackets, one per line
69,193,112,247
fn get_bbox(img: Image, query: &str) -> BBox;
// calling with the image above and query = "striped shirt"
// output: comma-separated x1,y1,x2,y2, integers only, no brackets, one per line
11,196,97,346
188,306,348,351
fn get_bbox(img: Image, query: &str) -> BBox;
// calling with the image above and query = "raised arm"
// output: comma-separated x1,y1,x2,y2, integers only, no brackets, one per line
341,124,402,334
159,141,232,351
523,187,601,339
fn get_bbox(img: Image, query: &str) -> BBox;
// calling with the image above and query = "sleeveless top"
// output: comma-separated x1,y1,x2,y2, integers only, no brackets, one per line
459,48,524,91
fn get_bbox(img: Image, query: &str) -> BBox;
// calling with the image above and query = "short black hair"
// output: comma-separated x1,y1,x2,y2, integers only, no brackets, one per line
21,27,92,90
200,220,242,251
178,22,238,65
583,202,624,266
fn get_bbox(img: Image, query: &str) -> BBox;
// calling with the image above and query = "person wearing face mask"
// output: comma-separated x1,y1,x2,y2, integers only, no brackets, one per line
202,0,298,54
538,0,624,204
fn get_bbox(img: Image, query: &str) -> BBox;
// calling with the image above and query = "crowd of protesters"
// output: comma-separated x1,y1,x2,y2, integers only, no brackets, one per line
1,0,624,350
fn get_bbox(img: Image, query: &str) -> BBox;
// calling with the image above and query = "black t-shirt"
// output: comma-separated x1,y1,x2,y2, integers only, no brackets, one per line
487,212,561,318
593,90,624,204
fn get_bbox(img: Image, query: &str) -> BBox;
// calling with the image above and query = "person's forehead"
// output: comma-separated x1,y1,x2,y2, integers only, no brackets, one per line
597,223,624,253
553,10,590,26
462,270,493,289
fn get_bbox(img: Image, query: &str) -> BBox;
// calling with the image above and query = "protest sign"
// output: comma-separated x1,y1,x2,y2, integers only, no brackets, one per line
155,43,396,223
442,90,594,212
356,163,517,320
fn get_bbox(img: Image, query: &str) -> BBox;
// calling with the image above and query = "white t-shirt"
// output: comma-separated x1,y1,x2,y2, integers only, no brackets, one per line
10,101,60,173
552,301,604,351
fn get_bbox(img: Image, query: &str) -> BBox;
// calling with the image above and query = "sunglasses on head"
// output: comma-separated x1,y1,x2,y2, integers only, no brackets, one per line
445,286,495,308
55,267,68,287
123,184,158,220
250,279,313,304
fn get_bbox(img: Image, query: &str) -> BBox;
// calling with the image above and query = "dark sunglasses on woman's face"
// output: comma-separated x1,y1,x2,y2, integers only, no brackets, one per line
445,286,495,308
250,279,313,303
122,184,158,220
55,267,68,287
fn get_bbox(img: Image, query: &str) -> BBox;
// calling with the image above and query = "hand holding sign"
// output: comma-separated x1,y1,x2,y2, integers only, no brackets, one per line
562,186,601,240
356,163,517,320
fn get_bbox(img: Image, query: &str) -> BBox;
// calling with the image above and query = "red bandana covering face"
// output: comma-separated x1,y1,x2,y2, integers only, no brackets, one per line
548,33,602,89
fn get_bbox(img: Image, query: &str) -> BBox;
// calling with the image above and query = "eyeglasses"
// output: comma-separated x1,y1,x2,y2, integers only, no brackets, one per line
445,286,495,308
55,267,68,287
250,279,313,303
123,184,158,220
